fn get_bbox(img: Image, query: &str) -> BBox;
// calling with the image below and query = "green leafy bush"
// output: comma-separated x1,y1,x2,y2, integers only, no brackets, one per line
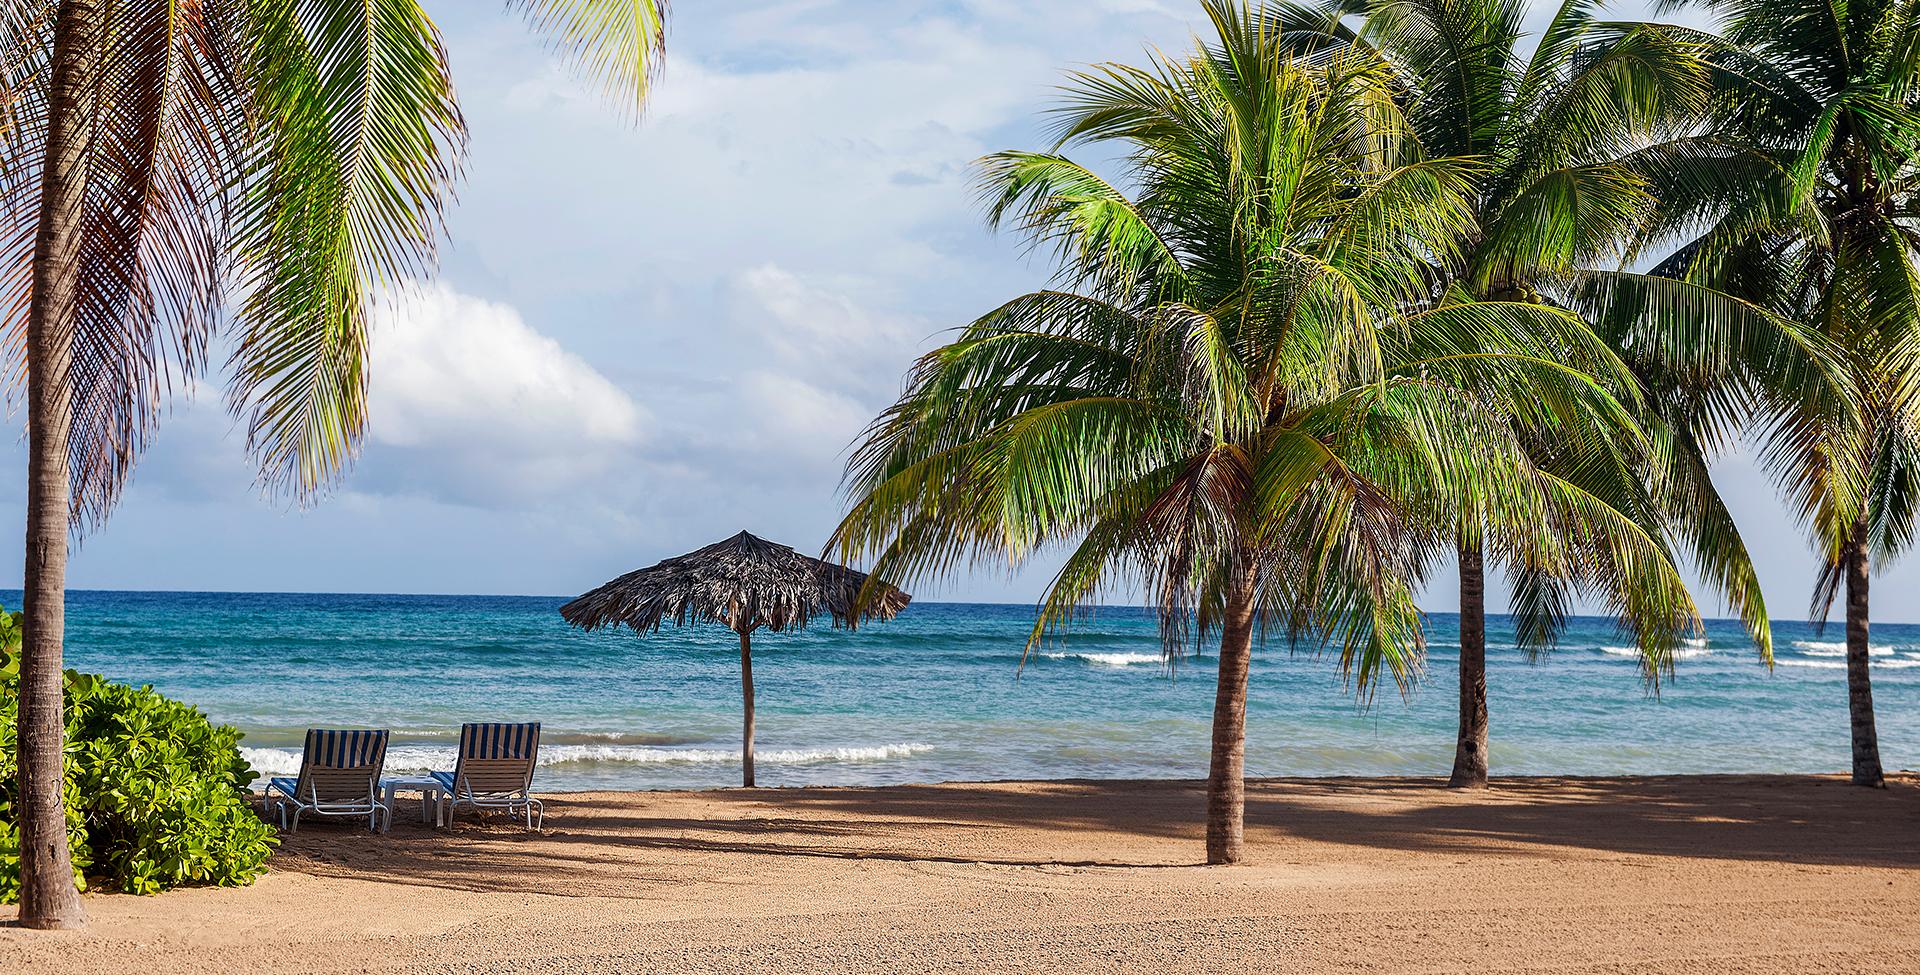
0,625,275,900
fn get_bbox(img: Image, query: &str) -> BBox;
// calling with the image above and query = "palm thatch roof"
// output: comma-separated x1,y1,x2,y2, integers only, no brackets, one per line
559,530,911,635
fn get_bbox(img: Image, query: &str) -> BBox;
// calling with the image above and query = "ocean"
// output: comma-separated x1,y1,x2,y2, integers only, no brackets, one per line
34,590,1920,790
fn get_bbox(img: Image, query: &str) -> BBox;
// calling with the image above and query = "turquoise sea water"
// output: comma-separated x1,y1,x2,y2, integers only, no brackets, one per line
33,590,1920,790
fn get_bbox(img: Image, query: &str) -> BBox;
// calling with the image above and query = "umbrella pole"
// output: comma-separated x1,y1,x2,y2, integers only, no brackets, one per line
739,627,755,787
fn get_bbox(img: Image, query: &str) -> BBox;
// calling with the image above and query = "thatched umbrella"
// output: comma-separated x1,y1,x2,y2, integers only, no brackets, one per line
558,531,910,786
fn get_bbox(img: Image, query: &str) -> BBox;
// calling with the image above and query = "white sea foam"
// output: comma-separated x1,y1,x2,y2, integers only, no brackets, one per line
1790,640,1894,657
241,742,934,777
1036,651,1165,668
1777,657,1920,670
1598,645,1713,660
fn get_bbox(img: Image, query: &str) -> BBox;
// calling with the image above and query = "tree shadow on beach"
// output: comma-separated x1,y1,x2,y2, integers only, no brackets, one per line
264,774,1920,897
1269,773,1920,866
601,773,1920,865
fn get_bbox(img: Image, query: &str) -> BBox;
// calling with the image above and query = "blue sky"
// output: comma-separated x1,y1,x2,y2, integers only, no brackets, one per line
0,0,1900,622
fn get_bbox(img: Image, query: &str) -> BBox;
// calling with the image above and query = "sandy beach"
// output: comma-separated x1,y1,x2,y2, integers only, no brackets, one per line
4,774,1916,974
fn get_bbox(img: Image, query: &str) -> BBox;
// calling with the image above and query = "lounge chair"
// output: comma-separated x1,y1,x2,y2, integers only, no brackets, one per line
432,722,543,829
265,729,391,832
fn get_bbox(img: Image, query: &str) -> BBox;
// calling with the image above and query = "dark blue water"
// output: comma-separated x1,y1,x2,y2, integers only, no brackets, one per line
33,590,1920,790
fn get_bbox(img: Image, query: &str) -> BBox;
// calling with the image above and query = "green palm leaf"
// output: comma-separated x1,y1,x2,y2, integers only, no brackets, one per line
508,0,668,119
835,0,1708,861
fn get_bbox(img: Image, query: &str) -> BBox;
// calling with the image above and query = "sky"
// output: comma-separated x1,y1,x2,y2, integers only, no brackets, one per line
0,0,1901,622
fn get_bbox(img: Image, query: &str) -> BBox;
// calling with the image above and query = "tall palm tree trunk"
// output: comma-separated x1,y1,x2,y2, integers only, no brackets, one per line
1449,539,1489,789
16,0,100,931
739,628,756,788
1205,567,1259,865
1843,522,1884,787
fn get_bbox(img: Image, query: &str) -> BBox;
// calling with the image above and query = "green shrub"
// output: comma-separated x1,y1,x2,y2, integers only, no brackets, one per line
0,632,275,900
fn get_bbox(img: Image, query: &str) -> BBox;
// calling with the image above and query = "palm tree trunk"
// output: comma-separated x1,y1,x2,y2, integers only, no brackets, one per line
739,628,756,788
15,0,100,932
1844,523,1884,787
1449,538,1488,789
1205,567,1259,865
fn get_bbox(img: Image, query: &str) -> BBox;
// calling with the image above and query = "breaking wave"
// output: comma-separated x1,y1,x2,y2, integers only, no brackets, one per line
1034,650,1165,667
240,742,935,777
1597,645,1713,660
1790,640,1894,657
1776,657,1920,671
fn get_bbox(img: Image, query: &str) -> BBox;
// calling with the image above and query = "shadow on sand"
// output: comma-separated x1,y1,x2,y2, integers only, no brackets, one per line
266,774,1919,897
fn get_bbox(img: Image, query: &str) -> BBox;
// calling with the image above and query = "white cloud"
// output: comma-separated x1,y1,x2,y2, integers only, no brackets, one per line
725,263,920,390
371,283,645,451
464,16,1054,302
360,283,649,504
739,371,874,445
529,264,925,508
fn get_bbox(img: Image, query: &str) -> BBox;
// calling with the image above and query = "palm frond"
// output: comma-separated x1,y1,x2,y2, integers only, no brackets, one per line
0,0,247,527
507,0,668,120
226,0,465,498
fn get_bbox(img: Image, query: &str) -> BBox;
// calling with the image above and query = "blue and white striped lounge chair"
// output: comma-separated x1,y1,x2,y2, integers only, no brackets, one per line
432,722,543,829
265,729,391,832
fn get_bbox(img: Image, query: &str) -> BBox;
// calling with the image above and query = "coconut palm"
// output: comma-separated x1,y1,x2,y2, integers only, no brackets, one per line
2,0,666,929
1267,0,1857,787
833,0,1699,865
1641,0,1920,787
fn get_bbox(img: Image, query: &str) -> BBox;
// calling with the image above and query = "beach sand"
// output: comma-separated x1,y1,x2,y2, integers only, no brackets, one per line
4,774,1917,974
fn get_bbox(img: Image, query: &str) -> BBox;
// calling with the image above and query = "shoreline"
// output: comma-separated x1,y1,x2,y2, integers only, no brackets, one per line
501,767,1920,793
7,773,1917,973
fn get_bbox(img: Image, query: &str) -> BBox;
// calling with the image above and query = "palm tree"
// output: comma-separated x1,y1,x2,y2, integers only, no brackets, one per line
1643,0,1920,787
833,0,1698,864
1267,0,1856,787
3,0,666,930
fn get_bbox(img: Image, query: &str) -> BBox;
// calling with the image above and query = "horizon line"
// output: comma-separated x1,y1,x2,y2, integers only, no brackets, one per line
0,585,1839,627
